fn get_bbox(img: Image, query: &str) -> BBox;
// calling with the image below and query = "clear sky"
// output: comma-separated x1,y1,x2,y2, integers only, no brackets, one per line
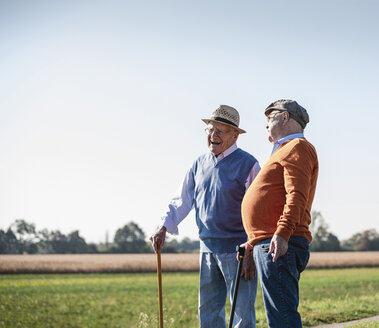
1,1,378,244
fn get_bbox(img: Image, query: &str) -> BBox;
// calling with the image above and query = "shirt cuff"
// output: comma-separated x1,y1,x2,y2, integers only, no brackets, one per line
160,217,179,235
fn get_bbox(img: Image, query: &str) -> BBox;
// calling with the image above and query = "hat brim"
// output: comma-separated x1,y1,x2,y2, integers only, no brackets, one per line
264,107,285,116
202,119,246,134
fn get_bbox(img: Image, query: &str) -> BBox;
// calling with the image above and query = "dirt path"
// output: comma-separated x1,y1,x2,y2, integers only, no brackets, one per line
312,315,379,327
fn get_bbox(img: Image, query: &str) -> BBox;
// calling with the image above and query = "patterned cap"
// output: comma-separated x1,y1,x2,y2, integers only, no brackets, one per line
265,99,309,129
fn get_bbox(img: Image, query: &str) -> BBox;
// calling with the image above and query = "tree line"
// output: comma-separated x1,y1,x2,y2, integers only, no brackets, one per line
0,219,199,254
1,211,378,254
309,211,379,251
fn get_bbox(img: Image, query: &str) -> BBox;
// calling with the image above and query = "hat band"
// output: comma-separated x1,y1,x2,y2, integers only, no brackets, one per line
212,117,238,128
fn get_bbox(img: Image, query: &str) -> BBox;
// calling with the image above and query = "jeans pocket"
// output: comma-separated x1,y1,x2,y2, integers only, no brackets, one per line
256,239,271,253
296,249,309,273
256,244,270,256
291,238,310,273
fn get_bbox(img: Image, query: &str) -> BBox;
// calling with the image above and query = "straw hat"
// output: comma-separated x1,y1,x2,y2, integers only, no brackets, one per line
202,105,246,134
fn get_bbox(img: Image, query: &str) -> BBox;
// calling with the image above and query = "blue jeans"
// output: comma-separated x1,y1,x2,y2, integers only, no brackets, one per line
199,252,257,328
253,236,310,328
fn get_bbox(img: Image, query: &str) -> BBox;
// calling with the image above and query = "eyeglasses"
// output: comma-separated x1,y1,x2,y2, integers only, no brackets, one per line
267,111,284,123
204,127,232,137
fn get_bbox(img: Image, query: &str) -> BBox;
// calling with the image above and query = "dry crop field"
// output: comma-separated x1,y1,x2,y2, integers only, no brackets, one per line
0,251,378,273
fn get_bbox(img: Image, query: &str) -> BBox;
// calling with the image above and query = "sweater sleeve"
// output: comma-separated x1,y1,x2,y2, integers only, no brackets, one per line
275,142,315,241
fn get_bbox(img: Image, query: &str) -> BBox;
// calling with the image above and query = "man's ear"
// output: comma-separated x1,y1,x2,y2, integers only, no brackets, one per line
282,112,290,125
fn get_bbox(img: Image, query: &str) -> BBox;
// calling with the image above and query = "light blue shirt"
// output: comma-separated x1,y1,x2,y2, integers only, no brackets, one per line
272,133,304,154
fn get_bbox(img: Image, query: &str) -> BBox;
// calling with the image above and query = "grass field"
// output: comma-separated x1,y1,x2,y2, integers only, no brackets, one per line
1,268,378,328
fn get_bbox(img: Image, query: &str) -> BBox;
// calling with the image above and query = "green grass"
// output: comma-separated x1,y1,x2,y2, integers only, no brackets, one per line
299,268,379,327
347,323,379,328
0,268,378,328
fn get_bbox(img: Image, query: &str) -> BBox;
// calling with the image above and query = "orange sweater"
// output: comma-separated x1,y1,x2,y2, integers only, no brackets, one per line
242,138,318,246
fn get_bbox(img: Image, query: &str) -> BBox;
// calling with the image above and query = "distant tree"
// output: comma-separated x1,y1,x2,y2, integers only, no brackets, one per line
87,243,99,254
371,230,379,250
176,237,199,253
161,238,178,253
0,229,19,254
10,219,38,254
0,229,20,254
48,230,70,254
310,211,341,252
11,219,36,239
36,228,53,253
0,230,7,253
160,237,200,253
342,229,379,251
35,227,97,254
113,222,150,253
67,230,89,253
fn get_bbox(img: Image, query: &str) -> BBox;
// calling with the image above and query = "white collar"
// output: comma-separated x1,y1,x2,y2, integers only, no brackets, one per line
213,143,238,161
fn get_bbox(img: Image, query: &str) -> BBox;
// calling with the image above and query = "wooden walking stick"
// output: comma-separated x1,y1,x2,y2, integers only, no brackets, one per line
156,238,163,328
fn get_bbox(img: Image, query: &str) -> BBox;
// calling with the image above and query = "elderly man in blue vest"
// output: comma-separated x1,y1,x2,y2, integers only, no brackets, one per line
150,105,260,328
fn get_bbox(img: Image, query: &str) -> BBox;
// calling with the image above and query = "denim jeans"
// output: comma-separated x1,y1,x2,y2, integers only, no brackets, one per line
199,252,257,328
253,236,310,328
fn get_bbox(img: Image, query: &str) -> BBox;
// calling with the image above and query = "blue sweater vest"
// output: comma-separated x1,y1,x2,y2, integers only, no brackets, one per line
191,149,257,252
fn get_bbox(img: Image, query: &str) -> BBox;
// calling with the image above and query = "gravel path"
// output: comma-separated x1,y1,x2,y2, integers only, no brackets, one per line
311,315,379,327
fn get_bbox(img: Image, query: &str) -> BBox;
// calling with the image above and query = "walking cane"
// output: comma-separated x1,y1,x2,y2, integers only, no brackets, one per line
228,245,245,328
156,238,164,328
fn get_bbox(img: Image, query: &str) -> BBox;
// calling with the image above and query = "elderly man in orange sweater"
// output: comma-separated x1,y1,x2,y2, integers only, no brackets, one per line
241,99,318,328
